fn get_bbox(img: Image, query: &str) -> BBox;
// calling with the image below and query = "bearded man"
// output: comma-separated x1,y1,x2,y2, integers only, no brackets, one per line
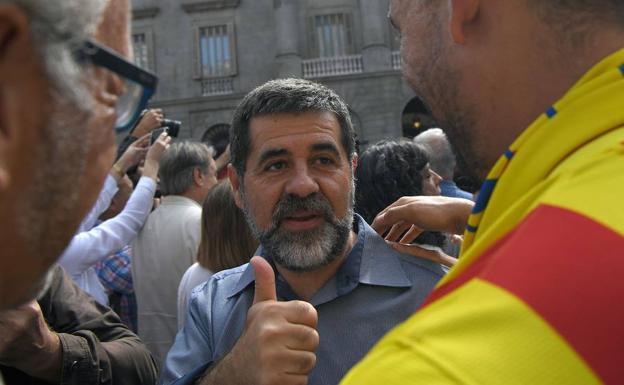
341,1,624,384
160,78,447,385
0,0,160,383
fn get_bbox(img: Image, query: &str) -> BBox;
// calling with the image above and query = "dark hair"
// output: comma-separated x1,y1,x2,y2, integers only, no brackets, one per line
355,139,445,247
158,141,213,196
230,78,356,177
197,181,258,272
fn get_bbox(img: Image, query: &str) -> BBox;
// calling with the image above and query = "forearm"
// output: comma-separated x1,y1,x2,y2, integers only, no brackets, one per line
59,331,157,385
79,175,118,232
196,354,244,385
450,198,474,235
59,177,156,274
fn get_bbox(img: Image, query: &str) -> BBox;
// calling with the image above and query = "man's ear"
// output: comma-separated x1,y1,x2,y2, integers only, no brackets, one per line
227,164,244,209
193,167,205,187
351,153,358,172
449,0,480,45
0,4,37,192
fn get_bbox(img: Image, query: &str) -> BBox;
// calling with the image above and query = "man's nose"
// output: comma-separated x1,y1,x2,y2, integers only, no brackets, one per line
285,165,319,198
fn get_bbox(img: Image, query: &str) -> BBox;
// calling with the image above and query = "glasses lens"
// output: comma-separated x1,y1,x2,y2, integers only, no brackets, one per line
115,78,145,131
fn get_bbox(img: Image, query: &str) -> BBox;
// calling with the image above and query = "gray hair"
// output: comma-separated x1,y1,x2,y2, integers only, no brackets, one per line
413,128,456,180
2,0,107,107
158,142,213,196
230,78,356,178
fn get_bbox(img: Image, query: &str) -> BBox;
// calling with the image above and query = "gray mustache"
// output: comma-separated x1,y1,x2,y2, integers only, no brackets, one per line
271,193,335,229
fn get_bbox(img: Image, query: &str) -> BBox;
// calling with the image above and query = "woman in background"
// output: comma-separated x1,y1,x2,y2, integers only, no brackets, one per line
355,139,458,267
177,181,258,329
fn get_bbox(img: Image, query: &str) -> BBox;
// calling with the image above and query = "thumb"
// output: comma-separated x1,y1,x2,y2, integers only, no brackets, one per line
251,256,277,304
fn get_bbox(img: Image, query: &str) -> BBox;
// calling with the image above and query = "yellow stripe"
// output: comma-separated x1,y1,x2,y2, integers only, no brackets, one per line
540,127,624,236
341,280,602,385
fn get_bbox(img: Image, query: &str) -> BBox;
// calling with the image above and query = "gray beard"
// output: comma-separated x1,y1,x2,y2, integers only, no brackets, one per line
242,188,355,272
17,91,90,269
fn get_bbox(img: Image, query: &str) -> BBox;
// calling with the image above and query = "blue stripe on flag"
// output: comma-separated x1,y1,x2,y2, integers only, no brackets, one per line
473,179,497,214
546,106,558,118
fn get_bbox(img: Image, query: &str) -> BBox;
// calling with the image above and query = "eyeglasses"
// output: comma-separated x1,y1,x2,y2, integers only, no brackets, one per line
74,40,159,132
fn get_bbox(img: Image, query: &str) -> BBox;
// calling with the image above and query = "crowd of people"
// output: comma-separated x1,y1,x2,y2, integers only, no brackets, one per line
0,0,622,385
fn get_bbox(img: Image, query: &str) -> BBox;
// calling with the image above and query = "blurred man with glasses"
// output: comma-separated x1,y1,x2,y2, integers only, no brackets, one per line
0,0,160,384
0,0,156,310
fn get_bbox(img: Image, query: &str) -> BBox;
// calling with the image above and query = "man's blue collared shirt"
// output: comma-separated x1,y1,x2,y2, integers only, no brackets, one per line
160,215,447,385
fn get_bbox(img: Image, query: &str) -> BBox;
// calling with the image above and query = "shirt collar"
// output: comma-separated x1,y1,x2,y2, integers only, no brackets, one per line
226,214,413,301
161,195,202,208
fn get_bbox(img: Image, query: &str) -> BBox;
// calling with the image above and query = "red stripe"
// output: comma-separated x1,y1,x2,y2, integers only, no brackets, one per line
423,204,624,384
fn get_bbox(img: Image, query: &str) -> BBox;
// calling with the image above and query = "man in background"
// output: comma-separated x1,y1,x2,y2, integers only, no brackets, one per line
413,128,473,200
132,142,218,366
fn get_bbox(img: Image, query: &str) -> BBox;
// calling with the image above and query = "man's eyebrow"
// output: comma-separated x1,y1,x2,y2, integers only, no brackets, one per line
311,142,341,156
257,148,290,165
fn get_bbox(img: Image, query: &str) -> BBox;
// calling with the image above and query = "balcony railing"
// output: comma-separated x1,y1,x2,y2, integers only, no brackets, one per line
302,55,363,78
392,51,402,70
201,77,234,96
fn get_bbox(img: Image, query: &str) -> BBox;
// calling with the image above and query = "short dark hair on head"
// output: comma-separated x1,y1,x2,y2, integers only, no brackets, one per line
158,141,213,196
230,78,356,177
355,139,445,247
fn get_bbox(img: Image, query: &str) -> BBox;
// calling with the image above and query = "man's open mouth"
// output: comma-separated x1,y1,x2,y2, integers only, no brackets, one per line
280,211,324,231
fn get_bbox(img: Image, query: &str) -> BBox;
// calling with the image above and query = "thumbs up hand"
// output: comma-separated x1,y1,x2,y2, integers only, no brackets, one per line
199,257,319,385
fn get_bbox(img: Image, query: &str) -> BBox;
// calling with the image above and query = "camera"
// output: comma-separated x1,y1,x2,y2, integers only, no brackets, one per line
150,119,181,144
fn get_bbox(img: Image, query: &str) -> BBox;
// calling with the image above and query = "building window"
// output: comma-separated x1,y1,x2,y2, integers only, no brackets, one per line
198,24,236,78
310,13,353,58
132,33,151,70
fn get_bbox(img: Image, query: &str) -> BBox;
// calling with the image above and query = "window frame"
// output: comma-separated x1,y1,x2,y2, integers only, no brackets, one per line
305,5,361,59
130,27,155,72
193,21,238,79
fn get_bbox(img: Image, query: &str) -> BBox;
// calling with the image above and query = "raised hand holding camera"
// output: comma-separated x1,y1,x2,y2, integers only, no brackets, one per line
142,131,172,181
112,133,151,182
132,108,163,138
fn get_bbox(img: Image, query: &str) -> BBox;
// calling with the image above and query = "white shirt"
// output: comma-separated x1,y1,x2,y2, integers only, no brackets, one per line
78,174,118,233
177,262,213,330
131,195,202,367
59,176,156,305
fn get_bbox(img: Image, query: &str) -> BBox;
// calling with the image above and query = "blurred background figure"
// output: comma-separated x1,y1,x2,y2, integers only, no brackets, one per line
413,128,474,200
58,133,170,305
132,141,218,367
355,139,457,267
177,181,258,329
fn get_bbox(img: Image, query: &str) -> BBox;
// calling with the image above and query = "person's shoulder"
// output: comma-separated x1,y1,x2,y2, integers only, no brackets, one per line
210,263,250,287
393,247,449,278
190,263,250,302
360,220,447,279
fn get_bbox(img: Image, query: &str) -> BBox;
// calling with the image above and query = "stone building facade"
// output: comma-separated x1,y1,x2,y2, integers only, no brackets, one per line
129,0,431,148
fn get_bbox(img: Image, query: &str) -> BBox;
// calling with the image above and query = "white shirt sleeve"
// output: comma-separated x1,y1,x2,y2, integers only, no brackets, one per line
59,176,156,276
77,174,119,232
